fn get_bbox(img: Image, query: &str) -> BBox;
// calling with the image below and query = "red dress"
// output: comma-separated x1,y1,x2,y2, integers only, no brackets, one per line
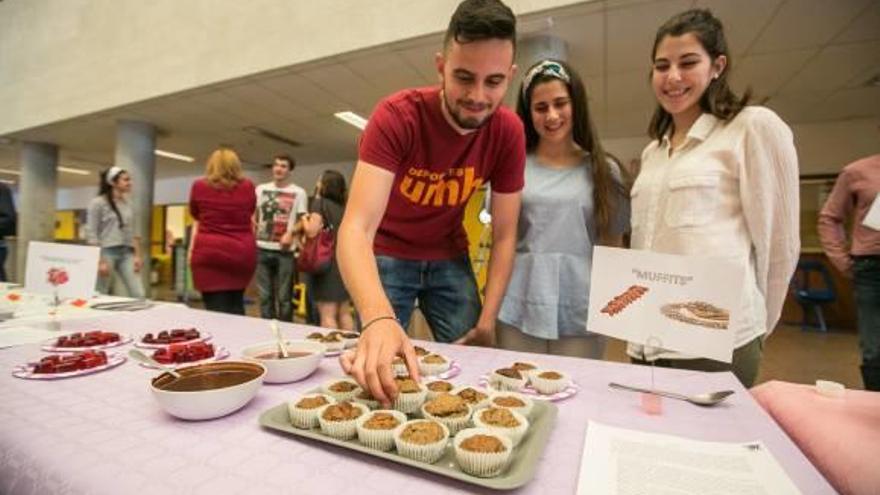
189,178,257,292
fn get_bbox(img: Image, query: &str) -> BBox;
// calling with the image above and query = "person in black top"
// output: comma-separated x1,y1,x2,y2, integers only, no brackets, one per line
0,183,17,282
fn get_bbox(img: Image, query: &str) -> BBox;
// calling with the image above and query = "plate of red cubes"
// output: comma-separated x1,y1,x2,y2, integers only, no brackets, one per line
135,328,211,349
42,331,131,352
139,342,228,369
13,351,126,380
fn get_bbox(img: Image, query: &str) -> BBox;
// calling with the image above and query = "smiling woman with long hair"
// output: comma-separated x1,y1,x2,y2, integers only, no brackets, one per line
496,59,630,358
627,9,799,386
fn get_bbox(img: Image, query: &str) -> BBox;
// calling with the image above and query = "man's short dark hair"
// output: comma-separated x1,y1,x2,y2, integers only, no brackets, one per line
444,0,517,53
273,154,295,171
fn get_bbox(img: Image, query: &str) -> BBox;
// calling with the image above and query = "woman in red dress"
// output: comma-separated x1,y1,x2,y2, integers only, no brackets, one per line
188,148,257,314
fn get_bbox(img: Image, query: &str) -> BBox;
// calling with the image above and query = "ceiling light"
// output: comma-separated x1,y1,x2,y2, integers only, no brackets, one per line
155,149,195,162
242,126,302,147
0,168,21,176
334,111,369,130
57,166,91,175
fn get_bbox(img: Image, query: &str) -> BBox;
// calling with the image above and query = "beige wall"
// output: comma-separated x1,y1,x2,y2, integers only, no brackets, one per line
0,0,585,135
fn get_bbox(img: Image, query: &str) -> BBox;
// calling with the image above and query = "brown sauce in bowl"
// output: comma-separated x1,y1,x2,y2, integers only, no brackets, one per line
153,362,263,392
254,351,313,360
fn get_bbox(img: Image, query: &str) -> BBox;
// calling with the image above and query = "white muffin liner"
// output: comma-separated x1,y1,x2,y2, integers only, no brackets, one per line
316,401,369,440
452,385,493,410
287,393,336,429
321,377,362,402
488,391,534,418
418,354,452,376
530,370,572,395
355,409,408,451
420,400,473,435
453,427,514,478
322,339,345,353
425,380,456,400
392,361,410,377
393,419,450,464
472,407,530,446
343,337,359,349
392,384,427,415
490,370,527,391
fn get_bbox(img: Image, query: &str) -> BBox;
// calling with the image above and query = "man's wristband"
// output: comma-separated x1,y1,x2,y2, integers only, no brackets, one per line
361,315,399,332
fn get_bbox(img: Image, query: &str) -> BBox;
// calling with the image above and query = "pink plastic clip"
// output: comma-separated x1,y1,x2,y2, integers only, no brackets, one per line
641,392,663,415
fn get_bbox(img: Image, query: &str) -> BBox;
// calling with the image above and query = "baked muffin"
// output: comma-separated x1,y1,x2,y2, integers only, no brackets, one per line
489,391,534,418
317,401,369,440
392,376,426,414
511,361,540,381
420,393,472,434
321,377,361,402
472,407,530,446
425,379,455,400
353,388,380,410
393,419,450,463
413,346,430,357
288,393,336,429
356,409,408,451
454,427,513,477
419,353,451,376
454,386,491,409
530,370,571,395
491,367,527,391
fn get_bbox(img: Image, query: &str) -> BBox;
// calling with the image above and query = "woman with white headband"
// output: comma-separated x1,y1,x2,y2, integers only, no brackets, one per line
86,166,144,298
496,59,630,358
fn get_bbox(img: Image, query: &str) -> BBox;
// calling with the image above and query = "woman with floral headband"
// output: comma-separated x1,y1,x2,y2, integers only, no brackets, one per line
86,166,144,298
497,59,630,358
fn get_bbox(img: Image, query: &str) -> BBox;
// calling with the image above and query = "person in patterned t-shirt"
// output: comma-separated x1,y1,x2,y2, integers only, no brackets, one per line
338,0,525,407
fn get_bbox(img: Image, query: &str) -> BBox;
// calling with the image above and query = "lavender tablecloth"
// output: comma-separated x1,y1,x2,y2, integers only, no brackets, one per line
0,306,834,494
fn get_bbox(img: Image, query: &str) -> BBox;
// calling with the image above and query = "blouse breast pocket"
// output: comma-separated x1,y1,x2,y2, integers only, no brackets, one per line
664,174,721,228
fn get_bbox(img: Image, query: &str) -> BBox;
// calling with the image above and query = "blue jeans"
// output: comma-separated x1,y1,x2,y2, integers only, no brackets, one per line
854,256,880,390
256,248,294,321
376,255,481,343
97,246,144,298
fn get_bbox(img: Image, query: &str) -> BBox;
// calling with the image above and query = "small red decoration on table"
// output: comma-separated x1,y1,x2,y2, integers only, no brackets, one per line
71,298,88,307
6,293,20,302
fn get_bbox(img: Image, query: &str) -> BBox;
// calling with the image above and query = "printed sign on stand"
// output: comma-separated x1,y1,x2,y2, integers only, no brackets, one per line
587,247,744,363
863,192,880,231
25,242,100,300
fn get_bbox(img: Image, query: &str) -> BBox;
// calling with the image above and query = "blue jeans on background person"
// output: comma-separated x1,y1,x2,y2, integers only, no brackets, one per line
256,248,294,321
854,256,880,391
97,246,144,298
376,255,481,343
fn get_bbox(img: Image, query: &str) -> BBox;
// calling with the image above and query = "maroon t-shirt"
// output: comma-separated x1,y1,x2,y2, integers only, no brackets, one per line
359,86,525,260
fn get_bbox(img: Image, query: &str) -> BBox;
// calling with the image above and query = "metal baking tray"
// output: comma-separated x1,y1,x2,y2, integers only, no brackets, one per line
259,398,557,490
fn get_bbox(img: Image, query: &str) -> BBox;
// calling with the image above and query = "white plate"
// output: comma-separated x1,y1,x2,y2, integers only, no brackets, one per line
134,331,212,349
41,333,132,352
478,375,578,402
12,353,126,380
137,346,229,369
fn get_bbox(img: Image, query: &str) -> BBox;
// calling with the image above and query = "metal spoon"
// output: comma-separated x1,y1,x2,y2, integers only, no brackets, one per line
609,382,734,407
128,349,181,379
270,319,289,358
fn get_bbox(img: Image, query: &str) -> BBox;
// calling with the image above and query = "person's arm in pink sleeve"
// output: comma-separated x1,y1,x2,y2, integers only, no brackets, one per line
817,171,854,277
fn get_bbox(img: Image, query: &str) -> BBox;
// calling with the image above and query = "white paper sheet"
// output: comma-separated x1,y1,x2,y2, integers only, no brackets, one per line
0,326,60,349
863,192,880,231
587,247,744,362
577,422,801,495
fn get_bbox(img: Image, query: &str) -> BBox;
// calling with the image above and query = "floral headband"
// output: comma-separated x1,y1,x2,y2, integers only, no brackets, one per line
521,60,571,97
106,166,125,185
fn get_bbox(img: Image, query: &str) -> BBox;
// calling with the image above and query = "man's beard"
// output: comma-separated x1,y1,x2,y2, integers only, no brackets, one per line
441,87,491,130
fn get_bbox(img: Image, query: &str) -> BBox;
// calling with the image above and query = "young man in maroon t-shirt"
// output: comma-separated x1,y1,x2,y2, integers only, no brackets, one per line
338,0,525,406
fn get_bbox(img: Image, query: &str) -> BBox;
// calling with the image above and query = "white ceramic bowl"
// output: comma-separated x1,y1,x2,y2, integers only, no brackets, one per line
150,361,266,420
241,339,324,384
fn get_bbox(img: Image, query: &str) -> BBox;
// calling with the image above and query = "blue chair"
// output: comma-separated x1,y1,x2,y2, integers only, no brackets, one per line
791,260,836,332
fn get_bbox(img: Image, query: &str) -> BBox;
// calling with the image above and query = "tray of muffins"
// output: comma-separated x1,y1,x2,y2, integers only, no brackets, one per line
259,376,557,490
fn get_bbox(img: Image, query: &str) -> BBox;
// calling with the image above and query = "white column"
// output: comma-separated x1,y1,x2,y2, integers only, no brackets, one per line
17,142,58,282
114,120,156,297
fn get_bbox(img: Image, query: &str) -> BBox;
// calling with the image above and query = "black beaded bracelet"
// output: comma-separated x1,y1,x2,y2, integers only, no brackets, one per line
361,315,399,332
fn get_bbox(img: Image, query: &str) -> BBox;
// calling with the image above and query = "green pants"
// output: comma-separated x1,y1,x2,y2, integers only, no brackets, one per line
631,336,764,387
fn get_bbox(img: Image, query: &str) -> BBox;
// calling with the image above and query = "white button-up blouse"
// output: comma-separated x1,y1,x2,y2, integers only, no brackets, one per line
627,106,800,361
